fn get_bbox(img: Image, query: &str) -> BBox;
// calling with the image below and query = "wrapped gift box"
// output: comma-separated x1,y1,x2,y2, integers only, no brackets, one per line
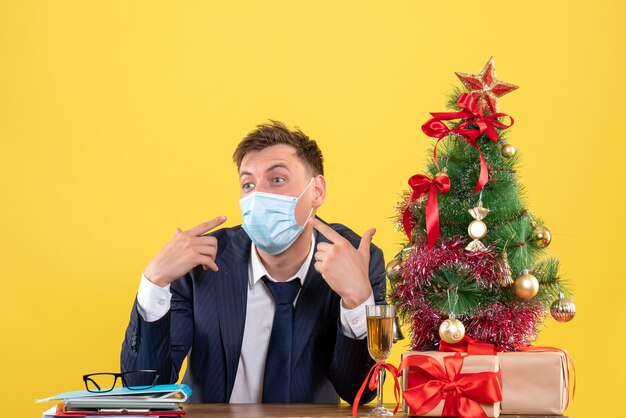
498,350,570,415
400,351,501,417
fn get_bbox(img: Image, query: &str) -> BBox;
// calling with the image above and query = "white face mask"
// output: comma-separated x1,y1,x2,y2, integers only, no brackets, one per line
239,178,314,255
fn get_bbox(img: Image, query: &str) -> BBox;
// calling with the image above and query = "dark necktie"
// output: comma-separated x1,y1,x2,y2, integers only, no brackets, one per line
261,276,302,403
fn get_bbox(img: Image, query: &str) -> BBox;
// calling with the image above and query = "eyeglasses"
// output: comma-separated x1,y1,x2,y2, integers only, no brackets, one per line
82,370,160,393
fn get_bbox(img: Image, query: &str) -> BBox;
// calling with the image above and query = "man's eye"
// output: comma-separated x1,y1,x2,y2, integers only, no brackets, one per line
242,183,255,191
272,177,285,184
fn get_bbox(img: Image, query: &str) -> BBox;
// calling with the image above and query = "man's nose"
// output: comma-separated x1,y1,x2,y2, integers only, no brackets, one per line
254,183,270,193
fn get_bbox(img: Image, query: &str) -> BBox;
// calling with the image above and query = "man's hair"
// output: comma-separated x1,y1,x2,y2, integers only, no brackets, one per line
233,120,324,176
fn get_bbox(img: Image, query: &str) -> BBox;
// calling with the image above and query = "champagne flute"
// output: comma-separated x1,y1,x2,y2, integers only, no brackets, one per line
366,304,394,416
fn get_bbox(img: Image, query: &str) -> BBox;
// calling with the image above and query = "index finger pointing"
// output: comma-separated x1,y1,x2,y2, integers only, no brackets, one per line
308,217,347,244
189,215,228,236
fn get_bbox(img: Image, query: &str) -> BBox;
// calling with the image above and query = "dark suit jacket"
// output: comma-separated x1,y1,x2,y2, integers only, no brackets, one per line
120,221,386,404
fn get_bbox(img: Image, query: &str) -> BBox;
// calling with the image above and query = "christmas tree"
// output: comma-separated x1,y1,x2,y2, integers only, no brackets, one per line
390,57,576,350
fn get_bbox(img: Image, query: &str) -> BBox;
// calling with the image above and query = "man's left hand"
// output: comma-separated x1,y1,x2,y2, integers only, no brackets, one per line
308,217,375,309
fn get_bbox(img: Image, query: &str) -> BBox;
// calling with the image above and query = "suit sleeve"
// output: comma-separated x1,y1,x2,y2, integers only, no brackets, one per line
329,243,386,405
120,276,194,385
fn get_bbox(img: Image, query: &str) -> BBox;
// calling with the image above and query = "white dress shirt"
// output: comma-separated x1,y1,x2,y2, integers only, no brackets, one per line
136,233,374,403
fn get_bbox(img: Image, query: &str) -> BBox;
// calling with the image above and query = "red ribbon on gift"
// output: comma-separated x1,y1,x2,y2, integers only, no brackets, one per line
352,362,401,417
439,336,504,355
398,353,502,418
515,345,577,407
402,172,451,248
422,93,514,193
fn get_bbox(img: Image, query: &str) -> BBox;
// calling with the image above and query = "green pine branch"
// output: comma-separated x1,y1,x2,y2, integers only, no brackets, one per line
424,265,496,316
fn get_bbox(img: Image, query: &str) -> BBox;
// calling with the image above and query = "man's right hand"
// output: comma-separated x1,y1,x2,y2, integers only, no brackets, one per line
143,216,228,287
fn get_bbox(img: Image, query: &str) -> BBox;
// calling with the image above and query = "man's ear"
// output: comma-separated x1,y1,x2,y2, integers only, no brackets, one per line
312,175,326,208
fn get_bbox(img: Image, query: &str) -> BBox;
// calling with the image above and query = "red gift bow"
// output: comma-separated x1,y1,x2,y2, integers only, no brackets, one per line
352,362,401,417
402,172,451,248
422,93,514,193
398,353,502,418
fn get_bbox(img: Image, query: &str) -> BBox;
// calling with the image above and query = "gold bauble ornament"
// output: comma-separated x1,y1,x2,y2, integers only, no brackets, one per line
385,259,402,282
514,269,539,299
401,245,414,260
438,317,466,344
501,143,516,158
532,225,552,248
550,294,576,322
435,167,449,180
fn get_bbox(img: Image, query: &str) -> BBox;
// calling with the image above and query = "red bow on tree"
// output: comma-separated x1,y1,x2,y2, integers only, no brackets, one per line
398,353,502,418
402,172,450,249
421,93,514,193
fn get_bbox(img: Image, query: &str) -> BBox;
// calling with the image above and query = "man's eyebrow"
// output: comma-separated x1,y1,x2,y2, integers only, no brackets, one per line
239,163,291,179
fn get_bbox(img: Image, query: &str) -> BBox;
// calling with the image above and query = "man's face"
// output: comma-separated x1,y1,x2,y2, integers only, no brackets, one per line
238,144,324,226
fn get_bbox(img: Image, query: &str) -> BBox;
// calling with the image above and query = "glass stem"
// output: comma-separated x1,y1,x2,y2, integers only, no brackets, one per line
377,367,385,408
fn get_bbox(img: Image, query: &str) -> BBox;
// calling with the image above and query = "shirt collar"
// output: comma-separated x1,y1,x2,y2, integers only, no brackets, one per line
249,233,316,287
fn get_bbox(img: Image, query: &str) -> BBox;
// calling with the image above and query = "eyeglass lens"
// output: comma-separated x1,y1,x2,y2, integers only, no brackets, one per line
122,370,159,389
85,373,118,392
84,370,158,392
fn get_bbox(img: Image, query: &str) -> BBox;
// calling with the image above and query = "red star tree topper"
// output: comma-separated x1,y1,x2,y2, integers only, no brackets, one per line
455,56,519,114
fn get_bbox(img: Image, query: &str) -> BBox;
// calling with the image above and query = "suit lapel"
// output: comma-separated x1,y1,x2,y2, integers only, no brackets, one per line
291,230,332,372
215,228,251,400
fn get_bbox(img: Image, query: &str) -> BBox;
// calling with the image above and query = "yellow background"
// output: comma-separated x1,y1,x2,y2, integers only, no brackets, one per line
1,1,623,416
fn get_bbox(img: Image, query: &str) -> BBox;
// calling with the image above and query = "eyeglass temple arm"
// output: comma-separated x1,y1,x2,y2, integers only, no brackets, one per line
84,377,102,391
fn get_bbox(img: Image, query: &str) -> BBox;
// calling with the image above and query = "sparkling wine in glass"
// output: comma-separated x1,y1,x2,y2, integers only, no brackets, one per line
366,304,394,416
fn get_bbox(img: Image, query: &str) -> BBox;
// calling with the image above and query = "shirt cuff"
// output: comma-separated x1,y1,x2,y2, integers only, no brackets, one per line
339,291,375,339
136,273,172,322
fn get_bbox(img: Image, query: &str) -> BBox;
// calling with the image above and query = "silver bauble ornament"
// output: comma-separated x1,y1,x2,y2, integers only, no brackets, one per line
385,259,402,282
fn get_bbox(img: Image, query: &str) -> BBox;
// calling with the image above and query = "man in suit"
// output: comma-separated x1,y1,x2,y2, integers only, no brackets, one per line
121,121,386,404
